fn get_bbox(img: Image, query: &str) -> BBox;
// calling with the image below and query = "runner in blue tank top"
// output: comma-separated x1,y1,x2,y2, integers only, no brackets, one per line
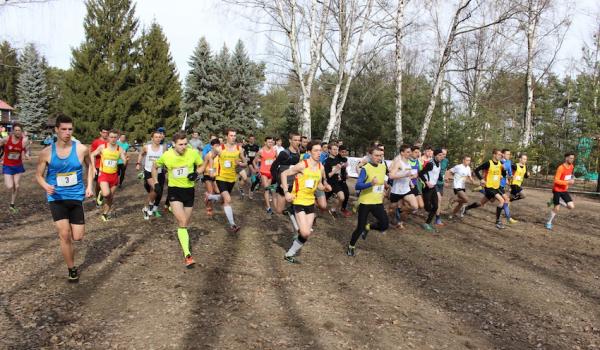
35,114,94,283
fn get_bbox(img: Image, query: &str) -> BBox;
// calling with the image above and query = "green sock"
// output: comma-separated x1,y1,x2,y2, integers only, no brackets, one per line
177,227,191,257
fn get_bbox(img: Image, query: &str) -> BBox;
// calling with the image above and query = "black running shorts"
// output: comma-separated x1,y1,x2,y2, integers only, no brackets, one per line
453,188,466,195
167,187,195,207
552,191,572,206
484,187,500,200
49,200,85,224
216,180,235,194
510,185,522,196
294,204,315,215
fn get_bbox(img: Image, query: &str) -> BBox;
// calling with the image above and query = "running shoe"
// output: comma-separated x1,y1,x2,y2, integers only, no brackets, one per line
435,222,446,227
460,205,467,217
507,218,518,224
68,267,79,283
228,225,241,233
545,222,553,230
284,255,299,264
101,213,109,222
96,193,104,206
266,207,273,216
341,209,352,218
142,207,150,220
153,210,162,218
421,223,434,232
328,209,338,219
495,221,505,229
346,246,356,257
9,204,17,214
185,255,196,269
361,223,371,240
137,172,144,180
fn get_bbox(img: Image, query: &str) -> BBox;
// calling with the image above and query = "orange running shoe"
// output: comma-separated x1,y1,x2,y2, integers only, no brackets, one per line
184,255,195,269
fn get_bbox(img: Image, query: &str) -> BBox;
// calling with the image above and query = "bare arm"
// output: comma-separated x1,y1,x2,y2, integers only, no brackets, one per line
81,145,94,197
35,147,54,195
253,150,261,169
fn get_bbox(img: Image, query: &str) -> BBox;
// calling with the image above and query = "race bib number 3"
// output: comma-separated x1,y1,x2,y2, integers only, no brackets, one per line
57,172,77,187
305,179,315,189
224,160,232,168
172,167,189,178
7,152,20,160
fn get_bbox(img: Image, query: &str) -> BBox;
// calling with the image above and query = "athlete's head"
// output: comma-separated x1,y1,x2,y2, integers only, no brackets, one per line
301,136,308,148
411,145,421,159
339,145,348,157
225,128,236,145
423,145,433,158
11,123,22,138
99,127,109,141
329,144,339,157
321,142,329,153
248,135,256,144
264,136,274,148
518,153,528,164
55,114,74,142
289,132,301,151
172,132,188,155
564,152,575,164
462,155,471,166
119,134,127,143
433,148,445,161
307,140,321,161
150,131,162,144
275,137,282,146
108,130,119,145
192,131,199,139
502,149,511,160
492,148,502,161
441,147,448,157
210,137,221,153
368,145,384,164
400,144,411,158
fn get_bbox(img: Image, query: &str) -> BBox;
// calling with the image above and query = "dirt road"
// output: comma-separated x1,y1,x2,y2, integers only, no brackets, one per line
1,157,600,349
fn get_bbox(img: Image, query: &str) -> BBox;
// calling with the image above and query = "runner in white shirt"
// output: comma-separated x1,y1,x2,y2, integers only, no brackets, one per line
447,155,475,219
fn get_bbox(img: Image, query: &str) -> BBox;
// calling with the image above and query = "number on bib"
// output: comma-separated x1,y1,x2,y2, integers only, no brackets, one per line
266,159,273,166
224,160,232,168
565,175,572,180
103,159,117,168
373,185,384,193
304,179,315,189
493,175,500,181
514,175,522,181
248,151,256,157
172,167,189,178
7,152,20,160
57,172,77,187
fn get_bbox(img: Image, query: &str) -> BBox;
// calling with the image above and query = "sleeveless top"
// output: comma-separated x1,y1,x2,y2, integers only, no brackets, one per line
216,144,240,182
144,144,164,173
3,135,24,166
358,163,387,205
512,164,527,186
391,158,412,195
485,160,502,189
46,142,84,202
99,143,120,174
292,160,322,206
259,148,277,174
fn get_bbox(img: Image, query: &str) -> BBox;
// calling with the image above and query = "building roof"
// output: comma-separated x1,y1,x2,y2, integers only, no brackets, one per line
0,100,14,110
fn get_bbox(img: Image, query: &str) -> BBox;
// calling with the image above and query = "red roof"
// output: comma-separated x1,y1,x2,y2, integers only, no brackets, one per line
0,100,14,110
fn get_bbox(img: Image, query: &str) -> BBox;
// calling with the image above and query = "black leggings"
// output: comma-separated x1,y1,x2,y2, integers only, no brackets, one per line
118,164,127,186
350,203,389,246
423,186,438,224
341,182,349,210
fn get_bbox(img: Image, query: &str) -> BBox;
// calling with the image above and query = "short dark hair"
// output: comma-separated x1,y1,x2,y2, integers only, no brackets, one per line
321,142,328,147
150,131,162,138
518,153,527,159
368,145,383,154
301,135,308,140
502,148,510,153
339,145,347,151
400,144,411,152
306,140,321,152
434,148,444,156
172,132,187,143
423,144,432,151
492,148,501,154
210,138,221,146
12,122,22,130
564,152,575,158
225,128,236,135
265,136,273,141
274,137,281,142
289,132,300,140
463,155,471,160
411,145,421,151
248,134,255,138
55,114,73,128
109,129,119,135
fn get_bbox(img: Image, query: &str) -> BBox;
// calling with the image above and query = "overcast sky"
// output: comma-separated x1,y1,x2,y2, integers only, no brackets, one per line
0,0,598,81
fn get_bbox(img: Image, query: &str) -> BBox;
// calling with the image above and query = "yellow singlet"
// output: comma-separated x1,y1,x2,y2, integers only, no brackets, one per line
100,144,120,174
216,144,240,183
292,160,322,206
485,160,502,189
512,164,527,186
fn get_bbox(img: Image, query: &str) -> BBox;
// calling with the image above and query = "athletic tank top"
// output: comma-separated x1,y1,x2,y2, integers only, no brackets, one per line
424,160,441,187
512,164,527,186
216,144,240,182
259,148,277,174
204,153,218,176
485,160,502,189
46,142,84,202
292,160,321,206
144,144,164,173
3,135,24,166
100,144,120,174
408,159,420,187
358,163,387,205
391,159,412,195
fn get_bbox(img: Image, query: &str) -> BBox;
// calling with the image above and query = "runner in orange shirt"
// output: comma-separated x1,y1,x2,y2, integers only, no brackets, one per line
545,153,576,230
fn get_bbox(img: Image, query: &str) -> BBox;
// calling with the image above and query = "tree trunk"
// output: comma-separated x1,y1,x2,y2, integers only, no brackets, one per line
300,95,311,138
417,0,471,145
521,2,537,147
394,0,406,151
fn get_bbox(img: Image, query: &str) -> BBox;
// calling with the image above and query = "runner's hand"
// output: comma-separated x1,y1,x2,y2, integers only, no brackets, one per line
372,176,380,185
85,187,93,198
43,183,55,195
187,172,199,182
284,192,293,202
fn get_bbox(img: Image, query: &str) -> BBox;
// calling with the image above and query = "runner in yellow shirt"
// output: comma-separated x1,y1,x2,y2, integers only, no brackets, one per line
152,132,205,268
90,130,126,221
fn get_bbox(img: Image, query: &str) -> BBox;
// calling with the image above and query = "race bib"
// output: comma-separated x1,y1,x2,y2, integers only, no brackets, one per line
565,175,572,180
248,151,256,157
514,175,522,181
103,159,117,168
305,179,315,189
493,175,500,181
57,172,77,187
373,185,384,193
172,167,189,178
7,152,20,160
266,159,273,166
224,160,232,168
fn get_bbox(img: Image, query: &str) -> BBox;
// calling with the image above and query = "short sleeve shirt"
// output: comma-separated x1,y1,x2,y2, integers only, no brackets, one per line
155,148,203,188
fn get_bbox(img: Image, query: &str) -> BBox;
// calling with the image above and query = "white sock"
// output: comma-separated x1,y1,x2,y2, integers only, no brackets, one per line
289,213,299,231
208,194,221,202
224,205,235,226
547,211,556,224
285,239,303,257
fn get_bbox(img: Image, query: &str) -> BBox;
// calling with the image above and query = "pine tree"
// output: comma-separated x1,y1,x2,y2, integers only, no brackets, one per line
0,41,19,106
63,0,141,140
133,22,181,142
16,44,48,133
228,40,265,134
182,37,222,139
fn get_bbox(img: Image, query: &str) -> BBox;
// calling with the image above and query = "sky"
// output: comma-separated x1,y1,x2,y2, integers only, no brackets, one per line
0,0,598,81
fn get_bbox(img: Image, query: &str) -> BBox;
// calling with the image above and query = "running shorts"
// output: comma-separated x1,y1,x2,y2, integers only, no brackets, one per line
49,200,85,224
167,187,195,207
98,171,119,187
2,164,25,175
510,185,523,196
453,188,466,195
435,183,444,195
201,175,215,183
552,191,572,206
260,171,272,180
144,171,165,193
294,204,315,215
409,186,421,197
216,180,235,194
484,187,500,200
390,192,411,203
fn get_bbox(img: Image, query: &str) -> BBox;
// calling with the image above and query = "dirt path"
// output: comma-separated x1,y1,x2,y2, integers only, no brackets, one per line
1,157,600,349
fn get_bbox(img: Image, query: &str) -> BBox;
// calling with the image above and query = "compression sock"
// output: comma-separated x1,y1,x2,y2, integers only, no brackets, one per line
177,227,191,257
465,202,480,211
285,235,307,257
503,203,511,220
547,210,556,224
496,206,502,222
224,205,236,226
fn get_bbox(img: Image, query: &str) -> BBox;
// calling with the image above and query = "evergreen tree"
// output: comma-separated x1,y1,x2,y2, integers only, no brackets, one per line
182,37,222,139
0,41,19,106
64,0,141,140
133,22,181,142
45,66,67,120
16,44,48,133
211,44,233,135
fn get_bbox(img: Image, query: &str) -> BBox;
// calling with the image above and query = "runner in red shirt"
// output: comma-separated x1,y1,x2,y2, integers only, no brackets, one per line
1,123,29,213
90,127,109,205
546,153,576,230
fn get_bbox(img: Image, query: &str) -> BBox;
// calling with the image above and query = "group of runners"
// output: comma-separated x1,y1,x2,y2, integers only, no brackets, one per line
0,116,580,282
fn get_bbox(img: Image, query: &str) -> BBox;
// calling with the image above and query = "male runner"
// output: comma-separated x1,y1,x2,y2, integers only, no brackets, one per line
337,145,352,216
274,137,284,155
388,144,419,228
324,144,350,218
91,127,109,205
202,138,221,216
510,154,529,201
500,149,517,224
90,130,127,221
152,131,205,267
1,123,30,212
408,146,425,210
242,135,260,196
202,134,218,158
447,155,475,219
36,114,94,282
281,141,331,263
253,136,277,216
116,133,130,188
463,149,508,229
137,131,165,219
546,153,576,230
189,131,203,152
347,145,389,256
418,149,446,232
270,133,302,232
215,129,246,233
434,147,449,226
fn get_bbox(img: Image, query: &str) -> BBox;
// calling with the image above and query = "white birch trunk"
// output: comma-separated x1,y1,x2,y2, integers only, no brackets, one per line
394,0,407,151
